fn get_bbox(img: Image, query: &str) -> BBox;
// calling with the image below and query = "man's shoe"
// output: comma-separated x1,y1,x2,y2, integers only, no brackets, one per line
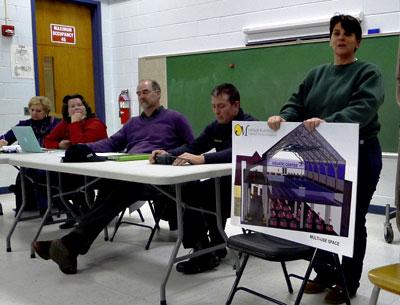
49,239,77,274
59,219,77,230
176,254,220,274
43,214,54,225
324,285,355,304
32,240,52,260
214,247,227,260
304,277,331,294
39,209,54,224
8,184,16,193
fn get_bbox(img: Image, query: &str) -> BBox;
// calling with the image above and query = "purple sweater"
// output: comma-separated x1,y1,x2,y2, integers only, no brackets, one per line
88,107,194,153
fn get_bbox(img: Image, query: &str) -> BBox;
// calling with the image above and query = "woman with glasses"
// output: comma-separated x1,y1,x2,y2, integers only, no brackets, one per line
44,94,108,229
44,94,107,149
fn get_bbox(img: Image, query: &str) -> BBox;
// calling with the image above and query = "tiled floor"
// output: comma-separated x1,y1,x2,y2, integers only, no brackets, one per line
0,192,399,305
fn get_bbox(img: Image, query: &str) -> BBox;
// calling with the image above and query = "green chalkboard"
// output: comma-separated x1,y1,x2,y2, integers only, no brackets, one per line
167,34,400,153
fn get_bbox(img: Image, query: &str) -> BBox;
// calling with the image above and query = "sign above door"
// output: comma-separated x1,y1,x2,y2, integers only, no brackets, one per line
50,24,76,45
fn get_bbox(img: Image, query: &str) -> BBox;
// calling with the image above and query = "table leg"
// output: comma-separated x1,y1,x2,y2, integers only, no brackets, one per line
160,183,184,305
214,177,228,242
6,167,28,252
81,176,109,241
214,177,240,269
30,170,53,258
158,177,231,304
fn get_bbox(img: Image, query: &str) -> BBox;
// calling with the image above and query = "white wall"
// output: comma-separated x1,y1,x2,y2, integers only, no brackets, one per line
0,0,36,187
100,1,121,135
0,0,399,204
106,0,400,122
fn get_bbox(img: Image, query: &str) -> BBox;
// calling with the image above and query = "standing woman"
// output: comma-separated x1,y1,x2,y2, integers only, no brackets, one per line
0,96,60,214
267,15,384,304
45,94,107,149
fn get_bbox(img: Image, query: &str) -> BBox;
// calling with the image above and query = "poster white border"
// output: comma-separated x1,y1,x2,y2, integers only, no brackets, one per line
231,121,359,257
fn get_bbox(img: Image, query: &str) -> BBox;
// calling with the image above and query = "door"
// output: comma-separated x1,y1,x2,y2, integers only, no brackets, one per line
35,0,95,115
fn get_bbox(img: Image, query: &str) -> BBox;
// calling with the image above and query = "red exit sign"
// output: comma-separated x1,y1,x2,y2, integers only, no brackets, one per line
50,24,76,45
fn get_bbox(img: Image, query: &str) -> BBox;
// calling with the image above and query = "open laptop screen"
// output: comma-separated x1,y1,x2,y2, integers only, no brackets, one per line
11,126,44,153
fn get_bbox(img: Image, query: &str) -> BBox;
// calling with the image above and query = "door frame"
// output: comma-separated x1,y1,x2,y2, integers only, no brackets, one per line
30,0,105,122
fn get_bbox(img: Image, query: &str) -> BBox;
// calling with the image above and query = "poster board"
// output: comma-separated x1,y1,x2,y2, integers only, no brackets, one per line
231,121,359,257
11,44,34,79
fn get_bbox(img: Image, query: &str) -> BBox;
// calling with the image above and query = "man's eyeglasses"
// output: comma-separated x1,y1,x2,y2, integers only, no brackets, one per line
136,89,156,96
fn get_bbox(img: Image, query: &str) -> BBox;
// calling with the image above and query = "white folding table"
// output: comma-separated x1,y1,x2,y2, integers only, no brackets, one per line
2,151,231,305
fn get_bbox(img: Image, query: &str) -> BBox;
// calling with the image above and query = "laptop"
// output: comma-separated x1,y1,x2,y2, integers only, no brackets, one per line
12,126,44,153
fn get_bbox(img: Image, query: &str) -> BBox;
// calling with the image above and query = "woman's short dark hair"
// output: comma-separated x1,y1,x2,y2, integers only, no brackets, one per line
61,94,95,122
329,14,362,42
211,83,240,104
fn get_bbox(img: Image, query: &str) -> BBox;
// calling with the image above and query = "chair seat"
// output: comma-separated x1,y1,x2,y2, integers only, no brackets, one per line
128,200,146,212
227,232,314,261
368,263,400,295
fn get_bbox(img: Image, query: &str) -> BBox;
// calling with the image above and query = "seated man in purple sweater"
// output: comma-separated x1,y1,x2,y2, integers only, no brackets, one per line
32,79,194,274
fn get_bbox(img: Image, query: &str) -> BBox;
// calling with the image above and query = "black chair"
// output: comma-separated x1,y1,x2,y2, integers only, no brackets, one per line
225,231,316,305
109,200,160,250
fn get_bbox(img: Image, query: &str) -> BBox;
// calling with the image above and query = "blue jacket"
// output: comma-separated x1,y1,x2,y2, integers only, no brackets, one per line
169,108,256,163
1,116,60,146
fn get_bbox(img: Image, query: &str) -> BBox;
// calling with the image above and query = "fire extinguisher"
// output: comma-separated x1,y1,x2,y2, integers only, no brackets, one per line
118,89,131,124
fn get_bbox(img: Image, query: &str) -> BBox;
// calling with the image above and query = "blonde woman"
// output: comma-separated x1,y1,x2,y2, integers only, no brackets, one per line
0,96,59,147
1,96,60,215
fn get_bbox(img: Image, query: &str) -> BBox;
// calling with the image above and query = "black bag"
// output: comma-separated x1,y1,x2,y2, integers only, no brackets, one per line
10,172,38,214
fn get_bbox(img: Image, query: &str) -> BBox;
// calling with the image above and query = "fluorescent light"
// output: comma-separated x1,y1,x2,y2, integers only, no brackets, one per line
243,12,363,45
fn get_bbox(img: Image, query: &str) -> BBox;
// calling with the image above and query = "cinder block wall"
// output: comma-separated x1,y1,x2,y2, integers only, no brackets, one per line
0,0,399,203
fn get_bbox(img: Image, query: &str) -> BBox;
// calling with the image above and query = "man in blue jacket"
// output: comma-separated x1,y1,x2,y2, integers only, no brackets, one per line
151,83,256,274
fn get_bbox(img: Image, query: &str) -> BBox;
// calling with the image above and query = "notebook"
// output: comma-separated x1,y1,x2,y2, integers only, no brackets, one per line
105,153,150,162
11,126,44,153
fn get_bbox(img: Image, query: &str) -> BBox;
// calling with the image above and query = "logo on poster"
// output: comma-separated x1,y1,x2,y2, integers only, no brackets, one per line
235,123,276,137
234,124,250,136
